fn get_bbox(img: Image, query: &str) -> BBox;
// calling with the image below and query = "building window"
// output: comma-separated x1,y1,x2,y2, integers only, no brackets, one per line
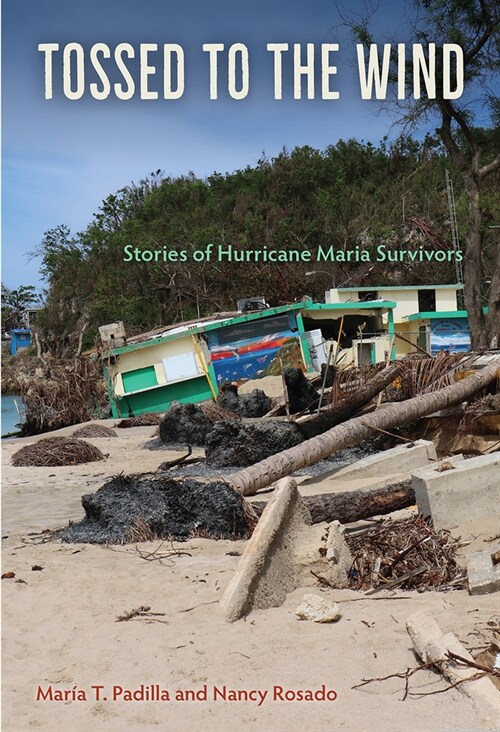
122,366,158,392
418,289,436,312
358,291,378,302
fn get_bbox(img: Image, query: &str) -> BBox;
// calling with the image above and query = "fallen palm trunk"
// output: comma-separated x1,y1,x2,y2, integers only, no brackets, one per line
225,357,499,495
296,363,400,438
250,480,414,524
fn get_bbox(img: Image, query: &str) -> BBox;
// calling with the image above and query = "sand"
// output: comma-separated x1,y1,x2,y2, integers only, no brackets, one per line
2,420,499,732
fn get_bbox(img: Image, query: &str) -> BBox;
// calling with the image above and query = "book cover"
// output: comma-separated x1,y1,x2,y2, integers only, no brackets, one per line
2,2,499,731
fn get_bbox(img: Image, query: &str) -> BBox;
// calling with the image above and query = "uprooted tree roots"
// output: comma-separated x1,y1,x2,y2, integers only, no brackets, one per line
12,357,108,435
11,437,106,467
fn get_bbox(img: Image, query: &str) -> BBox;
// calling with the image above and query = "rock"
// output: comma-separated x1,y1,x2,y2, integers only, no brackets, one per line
295,594,341,623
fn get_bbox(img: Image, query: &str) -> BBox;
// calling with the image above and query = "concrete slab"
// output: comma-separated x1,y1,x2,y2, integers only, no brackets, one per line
221,480,353,622
411,453,500,530
411,455,465,520
407,610,499,725
220,478,311,622
426,632,500,716
326,440,437,482
467,543,500,595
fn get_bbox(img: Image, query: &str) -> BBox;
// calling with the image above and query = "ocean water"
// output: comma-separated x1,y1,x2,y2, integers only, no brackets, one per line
1,394,24,435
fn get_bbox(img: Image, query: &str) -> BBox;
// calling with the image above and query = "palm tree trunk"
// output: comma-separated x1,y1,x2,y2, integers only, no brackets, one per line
250,480,414,523
226,357,500,495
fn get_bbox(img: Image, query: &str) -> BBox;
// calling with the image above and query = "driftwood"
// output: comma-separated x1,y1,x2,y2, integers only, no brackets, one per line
250,480,414,524
226,357,500,495
296,362,400,438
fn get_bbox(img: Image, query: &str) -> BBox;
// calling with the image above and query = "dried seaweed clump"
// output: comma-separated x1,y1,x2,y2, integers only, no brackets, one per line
199,401,240,422
206,419,304,467
72,424,117,438
116,412,163,428
55,475,257,544
346,515,465,592
159,402,212,445
217,383,272,417
12,437,105,467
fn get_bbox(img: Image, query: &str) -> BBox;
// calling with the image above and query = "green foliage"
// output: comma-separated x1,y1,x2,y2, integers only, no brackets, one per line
1,284,41,330
32,135,498,352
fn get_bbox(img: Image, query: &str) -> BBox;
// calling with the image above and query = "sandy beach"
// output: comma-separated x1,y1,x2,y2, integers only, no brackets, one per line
2,421,499,732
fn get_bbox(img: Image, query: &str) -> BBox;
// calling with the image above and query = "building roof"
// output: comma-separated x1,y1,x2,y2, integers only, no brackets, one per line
303,301,396,318
104,302,305,356
335,284,464,292
102,299,396,357
407,306,488,321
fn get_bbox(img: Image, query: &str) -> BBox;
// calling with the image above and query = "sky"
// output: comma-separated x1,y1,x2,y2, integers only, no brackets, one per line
1,0,493,291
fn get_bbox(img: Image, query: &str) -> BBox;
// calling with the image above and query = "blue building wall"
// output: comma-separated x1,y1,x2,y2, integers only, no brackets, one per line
10,329,31,355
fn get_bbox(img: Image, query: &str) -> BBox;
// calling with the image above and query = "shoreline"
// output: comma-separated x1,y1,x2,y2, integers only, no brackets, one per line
2,416,499,732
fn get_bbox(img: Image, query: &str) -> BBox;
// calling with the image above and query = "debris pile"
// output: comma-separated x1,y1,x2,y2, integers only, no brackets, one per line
159,402,213,446
284,368,320,413
239,389,273,417
10,357,108,435
346,515,465,592
217,383,240,413
11,437,105,467
206,419,304,467
116,413,162,428
199,401,240,422
72,424,117,438
218,383,272,417
396,352,469,399
55,475,256,544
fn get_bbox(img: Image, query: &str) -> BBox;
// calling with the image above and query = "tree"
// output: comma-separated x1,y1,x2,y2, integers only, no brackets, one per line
225,357,500,495
345,0,500,350
1,284,41,330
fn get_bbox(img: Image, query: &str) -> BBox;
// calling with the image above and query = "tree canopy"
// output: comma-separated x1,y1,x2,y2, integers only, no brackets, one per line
343,0,500,348
31,132,498,355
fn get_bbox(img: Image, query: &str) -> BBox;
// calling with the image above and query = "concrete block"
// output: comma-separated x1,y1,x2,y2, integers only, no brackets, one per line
220,478,311,622
331,440,437,481
324,521,353,589
98,321,126,347
406,609,443,663
467,543,500,595
293,520,353,589
411,455,465,519
411,453,500,530
407,611,499,724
